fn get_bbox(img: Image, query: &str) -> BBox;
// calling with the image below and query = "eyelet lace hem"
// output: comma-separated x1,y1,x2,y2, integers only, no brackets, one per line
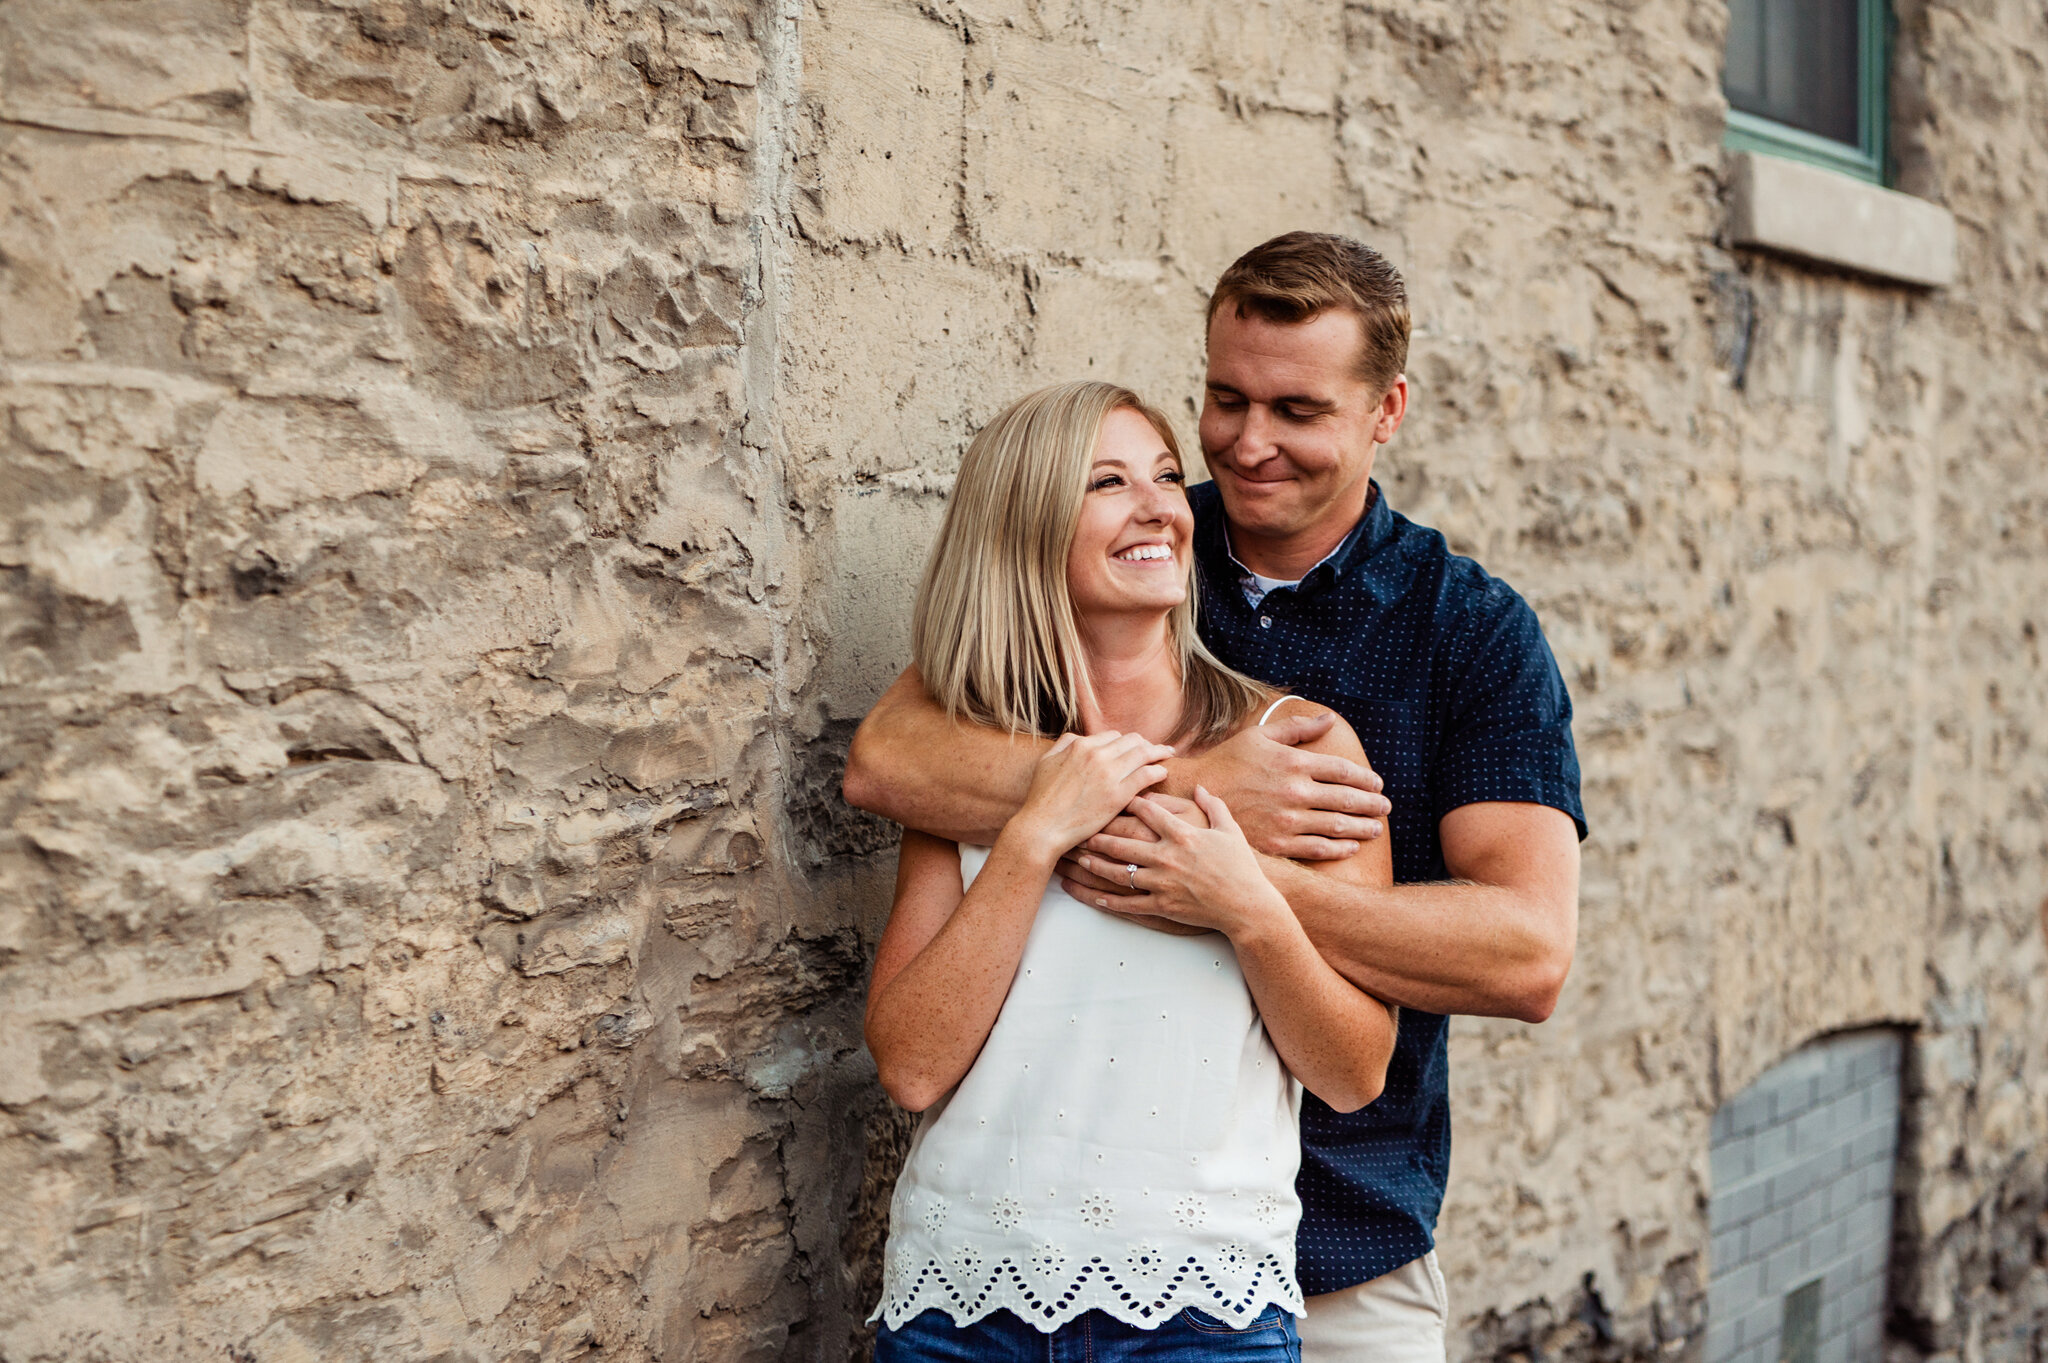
871,1247,1304,1334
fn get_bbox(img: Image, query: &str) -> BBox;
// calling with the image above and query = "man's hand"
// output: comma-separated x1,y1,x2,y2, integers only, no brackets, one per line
1179,711,1390,859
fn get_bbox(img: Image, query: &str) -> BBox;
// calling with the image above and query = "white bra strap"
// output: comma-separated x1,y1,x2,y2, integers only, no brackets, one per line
1257,695,1307,726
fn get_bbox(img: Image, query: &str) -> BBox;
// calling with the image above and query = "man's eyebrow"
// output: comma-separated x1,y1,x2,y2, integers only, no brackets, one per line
1208,382,1337,411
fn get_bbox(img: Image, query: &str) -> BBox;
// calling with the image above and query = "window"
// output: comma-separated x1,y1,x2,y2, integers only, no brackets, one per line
1722,0,1888,184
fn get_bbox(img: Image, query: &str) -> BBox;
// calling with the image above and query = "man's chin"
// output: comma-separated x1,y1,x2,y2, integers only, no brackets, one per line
1212,485,1304,538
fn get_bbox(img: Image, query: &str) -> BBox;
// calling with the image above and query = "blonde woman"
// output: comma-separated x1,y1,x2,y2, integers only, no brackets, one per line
866,381,1397,1360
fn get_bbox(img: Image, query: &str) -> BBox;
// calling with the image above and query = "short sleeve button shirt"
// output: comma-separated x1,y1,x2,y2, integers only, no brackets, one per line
1188,478,1587,1295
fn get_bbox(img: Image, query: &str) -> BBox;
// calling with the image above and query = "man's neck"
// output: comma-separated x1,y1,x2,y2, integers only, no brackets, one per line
1227,483,1374,582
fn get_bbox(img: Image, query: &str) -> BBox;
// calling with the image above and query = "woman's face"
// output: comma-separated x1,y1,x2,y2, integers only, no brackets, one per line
1065,406,1194,622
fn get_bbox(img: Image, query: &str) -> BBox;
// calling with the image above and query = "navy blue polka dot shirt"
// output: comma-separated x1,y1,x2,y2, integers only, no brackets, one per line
1189,478,1587,1295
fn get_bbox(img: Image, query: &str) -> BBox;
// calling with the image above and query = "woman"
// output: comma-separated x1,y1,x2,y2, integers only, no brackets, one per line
866,381,1396,1359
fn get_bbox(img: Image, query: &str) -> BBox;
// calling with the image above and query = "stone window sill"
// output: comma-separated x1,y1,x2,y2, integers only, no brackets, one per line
1727,150,1957,288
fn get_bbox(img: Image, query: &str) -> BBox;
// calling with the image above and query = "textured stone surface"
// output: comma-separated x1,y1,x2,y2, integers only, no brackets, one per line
3,0,2045,1360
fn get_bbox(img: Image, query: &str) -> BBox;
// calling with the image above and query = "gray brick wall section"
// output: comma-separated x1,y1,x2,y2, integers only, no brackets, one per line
1706,1030,1903,1363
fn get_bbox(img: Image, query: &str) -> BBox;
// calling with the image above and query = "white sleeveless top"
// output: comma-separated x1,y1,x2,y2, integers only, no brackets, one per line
872,844,1306,1333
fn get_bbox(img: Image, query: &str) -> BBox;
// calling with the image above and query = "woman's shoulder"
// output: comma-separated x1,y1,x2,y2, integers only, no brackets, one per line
1236,692,1366,760
1251,691,1326,725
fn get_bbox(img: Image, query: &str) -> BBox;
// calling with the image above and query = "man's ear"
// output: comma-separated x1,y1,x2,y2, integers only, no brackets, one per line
1374,375,1409,445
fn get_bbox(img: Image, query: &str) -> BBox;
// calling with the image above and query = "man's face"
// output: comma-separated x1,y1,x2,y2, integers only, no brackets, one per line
1199,306,1405,553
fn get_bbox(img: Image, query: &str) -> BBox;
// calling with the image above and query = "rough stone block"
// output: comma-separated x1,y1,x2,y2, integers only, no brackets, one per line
963,29,1174,259
1160,97,1345,278
798,0,965,249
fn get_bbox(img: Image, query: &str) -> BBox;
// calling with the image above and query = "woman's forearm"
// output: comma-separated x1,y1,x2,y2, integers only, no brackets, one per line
864,826,1059,1111
1231,908,1397,1113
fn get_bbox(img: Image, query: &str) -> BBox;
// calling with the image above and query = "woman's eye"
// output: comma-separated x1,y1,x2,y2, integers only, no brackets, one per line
1091,475,1124,490
1159,470,1185,485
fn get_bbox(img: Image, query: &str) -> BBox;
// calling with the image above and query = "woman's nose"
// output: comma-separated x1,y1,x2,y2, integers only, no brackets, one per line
1134,482,1176,523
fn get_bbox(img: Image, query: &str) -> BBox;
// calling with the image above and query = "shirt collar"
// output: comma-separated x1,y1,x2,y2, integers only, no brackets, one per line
1210,481,1396,600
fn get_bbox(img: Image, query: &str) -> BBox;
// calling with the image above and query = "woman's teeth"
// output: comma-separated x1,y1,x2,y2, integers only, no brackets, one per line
1114,545,1173,561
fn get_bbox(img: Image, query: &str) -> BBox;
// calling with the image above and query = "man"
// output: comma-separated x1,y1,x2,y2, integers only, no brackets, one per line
843,232,1585,1362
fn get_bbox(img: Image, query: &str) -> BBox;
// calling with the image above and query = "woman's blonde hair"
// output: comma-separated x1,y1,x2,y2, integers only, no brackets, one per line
910,381,1268,750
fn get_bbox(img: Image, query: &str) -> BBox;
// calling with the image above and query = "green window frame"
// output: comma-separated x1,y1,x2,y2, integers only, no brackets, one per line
1721,0,1889,185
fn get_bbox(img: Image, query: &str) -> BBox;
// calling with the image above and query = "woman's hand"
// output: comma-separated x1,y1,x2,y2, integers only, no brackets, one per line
1005,730,1174,867
1073,786,1290,940
1063,792,1213,936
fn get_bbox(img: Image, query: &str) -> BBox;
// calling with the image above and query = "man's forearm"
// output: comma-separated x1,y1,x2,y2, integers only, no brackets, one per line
841,670,1042,843
1264,859,1575,1022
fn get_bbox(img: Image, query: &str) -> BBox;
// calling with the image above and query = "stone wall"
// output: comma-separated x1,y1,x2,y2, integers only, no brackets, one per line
2,1,2044,1361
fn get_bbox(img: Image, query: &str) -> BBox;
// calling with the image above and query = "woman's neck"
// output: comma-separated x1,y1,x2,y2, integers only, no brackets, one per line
1074,614,1184,743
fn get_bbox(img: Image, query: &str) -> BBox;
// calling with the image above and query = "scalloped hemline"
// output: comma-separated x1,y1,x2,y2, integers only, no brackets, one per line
869,1251,1305,1336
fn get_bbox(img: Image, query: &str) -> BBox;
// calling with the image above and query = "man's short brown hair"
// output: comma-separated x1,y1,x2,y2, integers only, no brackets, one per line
1207,232,1411,395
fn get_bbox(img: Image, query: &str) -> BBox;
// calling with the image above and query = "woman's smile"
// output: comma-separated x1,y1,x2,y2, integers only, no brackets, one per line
1067,407,1194,617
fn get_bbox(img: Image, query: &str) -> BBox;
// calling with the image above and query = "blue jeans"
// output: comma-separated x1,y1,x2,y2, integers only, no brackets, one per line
876,1305,1301,1362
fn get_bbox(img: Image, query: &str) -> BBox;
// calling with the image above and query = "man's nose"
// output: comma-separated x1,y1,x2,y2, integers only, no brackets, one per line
1234,405,1279,463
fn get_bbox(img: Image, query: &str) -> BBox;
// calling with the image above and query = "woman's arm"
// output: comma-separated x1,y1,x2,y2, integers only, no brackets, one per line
864,731,1175,1111
1073,707,1398,1111
865,828,1053,1112
1095,786,1395,1111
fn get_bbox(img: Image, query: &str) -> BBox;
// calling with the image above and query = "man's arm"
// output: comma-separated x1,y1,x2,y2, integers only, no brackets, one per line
843,666,1391,852
1264,801,1580,1022
841,667,1045,845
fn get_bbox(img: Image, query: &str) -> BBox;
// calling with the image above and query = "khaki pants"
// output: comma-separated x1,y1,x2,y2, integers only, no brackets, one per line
1299,1251,1449,1363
